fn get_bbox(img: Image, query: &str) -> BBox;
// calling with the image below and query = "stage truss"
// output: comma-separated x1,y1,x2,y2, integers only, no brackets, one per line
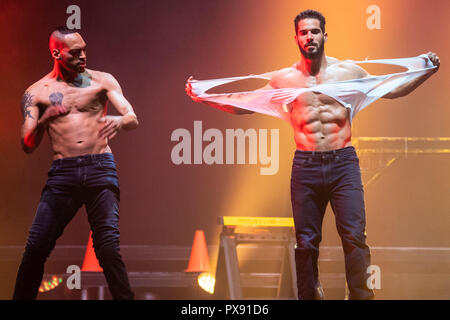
352,137,450,187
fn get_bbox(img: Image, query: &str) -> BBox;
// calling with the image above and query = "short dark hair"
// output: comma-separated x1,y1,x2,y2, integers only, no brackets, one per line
49,26,78,43
53,26,78,35
294,10,326,34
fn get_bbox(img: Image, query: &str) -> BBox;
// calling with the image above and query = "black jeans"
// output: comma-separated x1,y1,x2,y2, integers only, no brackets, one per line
13,153,134,300
290,146,374,300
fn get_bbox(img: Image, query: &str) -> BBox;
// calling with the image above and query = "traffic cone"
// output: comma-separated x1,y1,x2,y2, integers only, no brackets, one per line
81,231,103,272
185,230,210,272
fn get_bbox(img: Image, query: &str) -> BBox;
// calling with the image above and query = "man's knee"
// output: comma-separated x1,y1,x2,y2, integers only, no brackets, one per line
24,229,57,261
339,229,368,250
296,231,322,250
22,242,53,264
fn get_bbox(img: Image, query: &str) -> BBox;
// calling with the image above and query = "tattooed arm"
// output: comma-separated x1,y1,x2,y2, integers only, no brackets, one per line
21,89,44,153
20,87,67,153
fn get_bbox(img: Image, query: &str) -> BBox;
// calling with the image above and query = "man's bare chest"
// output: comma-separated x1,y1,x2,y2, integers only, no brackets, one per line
276,64,356,109
37,81,107,113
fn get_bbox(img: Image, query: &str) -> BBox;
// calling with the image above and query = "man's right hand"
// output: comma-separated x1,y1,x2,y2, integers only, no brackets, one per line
185,75,255,115
185,76,202,102
39,105,68,125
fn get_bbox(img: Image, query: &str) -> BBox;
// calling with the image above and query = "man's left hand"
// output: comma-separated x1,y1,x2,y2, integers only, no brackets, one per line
98,115,123,139
427,52,440,70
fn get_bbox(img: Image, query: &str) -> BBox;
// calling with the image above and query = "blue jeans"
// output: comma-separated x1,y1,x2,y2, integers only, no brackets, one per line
291,146,374,300
13,153,134,300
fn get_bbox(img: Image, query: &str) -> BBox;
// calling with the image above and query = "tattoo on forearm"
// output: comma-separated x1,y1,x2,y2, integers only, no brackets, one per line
21,91,34,120
49,92,64,106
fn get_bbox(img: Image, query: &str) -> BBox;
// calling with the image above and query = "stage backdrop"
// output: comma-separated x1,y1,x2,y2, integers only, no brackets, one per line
0,0,448,298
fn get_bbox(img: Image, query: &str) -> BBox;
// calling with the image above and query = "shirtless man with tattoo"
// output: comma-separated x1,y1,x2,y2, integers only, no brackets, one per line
186,10,440,299
14,26,138,300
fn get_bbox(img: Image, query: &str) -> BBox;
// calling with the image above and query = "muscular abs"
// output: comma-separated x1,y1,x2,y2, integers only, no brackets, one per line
273,59,362,151
291,92,352,151
32,71,110,159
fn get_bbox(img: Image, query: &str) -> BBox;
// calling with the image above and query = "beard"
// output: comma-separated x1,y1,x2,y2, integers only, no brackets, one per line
61,59,86,74
76,64,86,73
299,41,325,59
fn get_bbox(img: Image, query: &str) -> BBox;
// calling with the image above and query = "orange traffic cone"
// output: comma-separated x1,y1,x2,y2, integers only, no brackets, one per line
81,231,103,272
185,230,210,272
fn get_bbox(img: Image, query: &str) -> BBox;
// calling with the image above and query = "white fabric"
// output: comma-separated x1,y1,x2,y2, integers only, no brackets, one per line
190,54,436,124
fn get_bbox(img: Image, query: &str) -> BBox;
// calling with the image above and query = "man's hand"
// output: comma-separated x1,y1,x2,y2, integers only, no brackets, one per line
39,105,68,126
185,75,256,115
383,52,440,100
102,72,138,134
98,115,123,139
185,76,202,102
426,52,440,71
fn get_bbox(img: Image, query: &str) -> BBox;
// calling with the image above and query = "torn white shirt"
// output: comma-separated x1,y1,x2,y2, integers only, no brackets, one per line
190,54,436,124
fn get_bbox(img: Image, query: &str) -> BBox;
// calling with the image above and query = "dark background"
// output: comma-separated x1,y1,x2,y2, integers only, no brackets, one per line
0,0,448,299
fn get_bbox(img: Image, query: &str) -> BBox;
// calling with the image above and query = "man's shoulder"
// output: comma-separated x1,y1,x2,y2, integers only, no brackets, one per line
86,68,109,78
22,74,58,103
25,73,54,93
266,67,297,88
328,57,369,78
91,68,120,79
86,69,118,88
271,66,298,79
